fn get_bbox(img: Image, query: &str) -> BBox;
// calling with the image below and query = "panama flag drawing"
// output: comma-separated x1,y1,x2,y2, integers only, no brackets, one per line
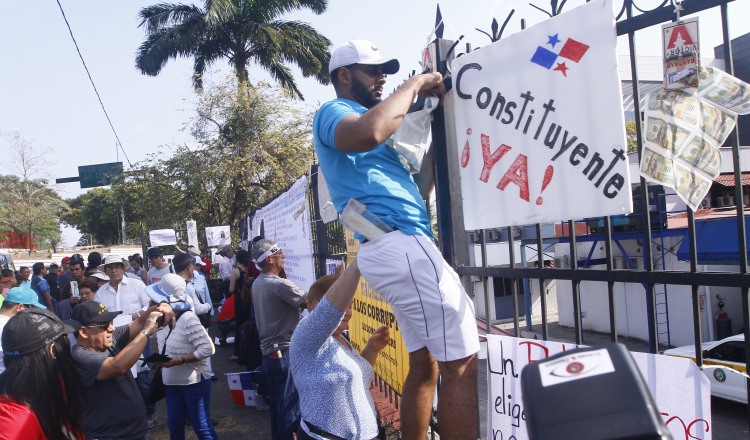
450,0,631,229
227,372,257,407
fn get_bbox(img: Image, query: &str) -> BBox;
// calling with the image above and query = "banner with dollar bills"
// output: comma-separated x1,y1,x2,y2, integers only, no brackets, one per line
450,0,632,229
640,67,750,210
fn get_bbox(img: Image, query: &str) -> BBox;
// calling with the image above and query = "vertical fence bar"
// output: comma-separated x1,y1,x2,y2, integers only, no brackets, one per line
720,3,750,431
626,3,658,353
536,223,548,340
508,227,519,336
604,216,617,342
480,229,492,336
568,220,583,345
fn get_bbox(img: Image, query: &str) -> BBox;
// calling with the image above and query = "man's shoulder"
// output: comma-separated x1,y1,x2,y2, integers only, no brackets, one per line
72,344,107,364
317,98,365,118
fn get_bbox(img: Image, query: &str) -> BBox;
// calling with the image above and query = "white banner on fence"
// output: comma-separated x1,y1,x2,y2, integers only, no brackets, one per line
251,176,315,292
487,335,712,440
186,220,199,250
205,226,231,247
451,0,631,229
149,229,176,246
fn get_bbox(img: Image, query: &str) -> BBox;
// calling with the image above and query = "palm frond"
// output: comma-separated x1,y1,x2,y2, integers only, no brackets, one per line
137,3,204,33
250,0,328,23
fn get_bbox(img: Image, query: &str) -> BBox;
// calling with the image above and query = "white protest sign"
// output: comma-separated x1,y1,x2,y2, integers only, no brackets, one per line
451,0,631,229
487,335,712,440
205,226,230,247
149,229,176,246
251,176,315,292
186,220,199,250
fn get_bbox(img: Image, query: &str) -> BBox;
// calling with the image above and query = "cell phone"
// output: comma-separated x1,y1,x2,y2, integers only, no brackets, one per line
156,315,166,328
141,353,171,367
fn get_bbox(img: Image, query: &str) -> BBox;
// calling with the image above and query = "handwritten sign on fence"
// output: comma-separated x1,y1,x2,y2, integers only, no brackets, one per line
487,335,712,440
451,0,631,229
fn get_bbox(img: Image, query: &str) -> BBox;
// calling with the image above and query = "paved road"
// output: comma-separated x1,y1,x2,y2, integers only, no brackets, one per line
147,325,271,440
711,396,750,440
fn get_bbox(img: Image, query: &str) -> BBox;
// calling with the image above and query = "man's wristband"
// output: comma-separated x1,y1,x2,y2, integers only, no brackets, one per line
181,356,187,365
140,330,150,337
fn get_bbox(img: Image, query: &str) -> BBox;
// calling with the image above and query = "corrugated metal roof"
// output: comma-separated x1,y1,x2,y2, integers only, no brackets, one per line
715,172,750,187
621,80,664,113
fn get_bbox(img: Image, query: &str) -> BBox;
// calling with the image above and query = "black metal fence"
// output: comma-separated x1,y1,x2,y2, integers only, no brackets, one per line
428,0,750,433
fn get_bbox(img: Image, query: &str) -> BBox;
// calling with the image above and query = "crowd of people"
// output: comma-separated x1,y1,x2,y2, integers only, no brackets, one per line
0,38,480,440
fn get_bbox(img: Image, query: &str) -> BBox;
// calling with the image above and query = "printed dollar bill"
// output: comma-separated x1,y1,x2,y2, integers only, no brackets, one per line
677,137,721,179
674,163,712,211
698,67,750,115
645,117,690,153
640,146,675,186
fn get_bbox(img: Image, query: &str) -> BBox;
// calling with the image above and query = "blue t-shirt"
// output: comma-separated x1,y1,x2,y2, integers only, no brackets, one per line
313,98,432,239
30,276,50,306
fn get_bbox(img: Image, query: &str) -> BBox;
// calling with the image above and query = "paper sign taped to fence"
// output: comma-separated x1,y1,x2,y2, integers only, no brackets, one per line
149,229,176,246
451,0,631,229
487,335,712,440
205,226,230,247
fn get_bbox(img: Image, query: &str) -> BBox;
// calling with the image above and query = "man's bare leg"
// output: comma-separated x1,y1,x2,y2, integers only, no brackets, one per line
401,347,439,440
437,353,479,439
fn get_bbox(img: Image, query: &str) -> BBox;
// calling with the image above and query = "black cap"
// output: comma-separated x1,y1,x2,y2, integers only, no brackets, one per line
70,301,122,327
2,308,79,358
147,247,163,257
172,252,194,273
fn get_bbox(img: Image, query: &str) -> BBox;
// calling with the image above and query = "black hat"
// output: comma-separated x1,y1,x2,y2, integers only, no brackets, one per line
147,247,163,257
70,301,122,327
172,252,194,273
2,308,79,358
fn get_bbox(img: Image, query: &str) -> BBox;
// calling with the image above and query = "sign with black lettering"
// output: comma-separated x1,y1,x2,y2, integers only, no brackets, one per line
487,335,711,440
450,0,631,229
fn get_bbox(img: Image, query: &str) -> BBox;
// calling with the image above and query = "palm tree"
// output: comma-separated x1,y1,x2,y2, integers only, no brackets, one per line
135,0,332,99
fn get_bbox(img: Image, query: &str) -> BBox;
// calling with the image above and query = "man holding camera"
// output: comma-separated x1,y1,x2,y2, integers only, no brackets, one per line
70,300,173,439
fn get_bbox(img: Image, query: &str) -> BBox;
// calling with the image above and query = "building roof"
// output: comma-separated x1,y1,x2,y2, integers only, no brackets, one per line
715,172,750,187
621,80,664,114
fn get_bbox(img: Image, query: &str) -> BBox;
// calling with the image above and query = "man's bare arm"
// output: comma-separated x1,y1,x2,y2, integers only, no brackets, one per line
333,73,444,153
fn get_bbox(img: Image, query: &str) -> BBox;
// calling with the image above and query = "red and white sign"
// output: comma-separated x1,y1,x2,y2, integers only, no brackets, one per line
487,335,712,440
450,0,631,229
663,18,700,90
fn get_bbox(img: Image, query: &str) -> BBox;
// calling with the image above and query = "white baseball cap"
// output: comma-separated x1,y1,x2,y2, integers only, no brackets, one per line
329,39,400,75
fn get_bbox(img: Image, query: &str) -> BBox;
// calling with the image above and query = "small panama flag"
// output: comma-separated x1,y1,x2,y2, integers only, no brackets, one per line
530,33,590,77
227,372,256,407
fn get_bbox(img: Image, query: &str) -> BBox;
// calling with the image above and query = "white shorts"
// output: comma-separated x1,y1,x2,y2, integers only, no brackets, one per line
357,231,480,362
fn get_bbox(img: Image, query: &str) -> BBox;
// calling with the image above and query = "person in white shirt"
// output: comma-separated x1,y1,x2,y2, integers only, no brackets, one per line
148,274,217,440
94,254,158,429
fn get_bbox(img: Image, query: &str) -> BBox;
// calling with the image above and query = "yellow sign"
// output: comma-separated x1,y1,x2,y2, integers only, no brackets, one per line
345,229,409,395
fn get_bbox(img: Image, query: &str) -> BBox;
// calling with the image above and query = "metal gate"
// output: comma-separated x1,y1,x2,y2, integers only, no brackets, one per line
423,0,750,433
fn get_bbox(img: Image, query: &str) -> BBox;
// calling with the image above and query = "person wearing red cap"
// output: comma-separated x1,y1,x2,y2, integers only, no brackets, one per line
313,40,479,439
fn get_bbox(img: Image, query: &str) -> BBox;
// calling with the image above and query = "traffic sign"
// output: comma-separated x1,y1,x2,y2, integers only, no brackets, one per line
78,162,123,189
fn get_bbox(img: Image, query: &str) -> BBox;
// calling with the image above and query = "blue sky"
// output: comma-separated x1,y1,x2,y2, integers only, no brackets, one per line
1,0,748,245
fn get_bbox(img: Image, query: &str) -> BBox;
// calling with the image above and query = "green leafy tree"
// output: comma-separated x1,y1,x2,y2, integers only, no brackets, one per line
66,77,313,247
626,121,638,153
0,132,67,252
61,188,123,246
135,0,332,99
